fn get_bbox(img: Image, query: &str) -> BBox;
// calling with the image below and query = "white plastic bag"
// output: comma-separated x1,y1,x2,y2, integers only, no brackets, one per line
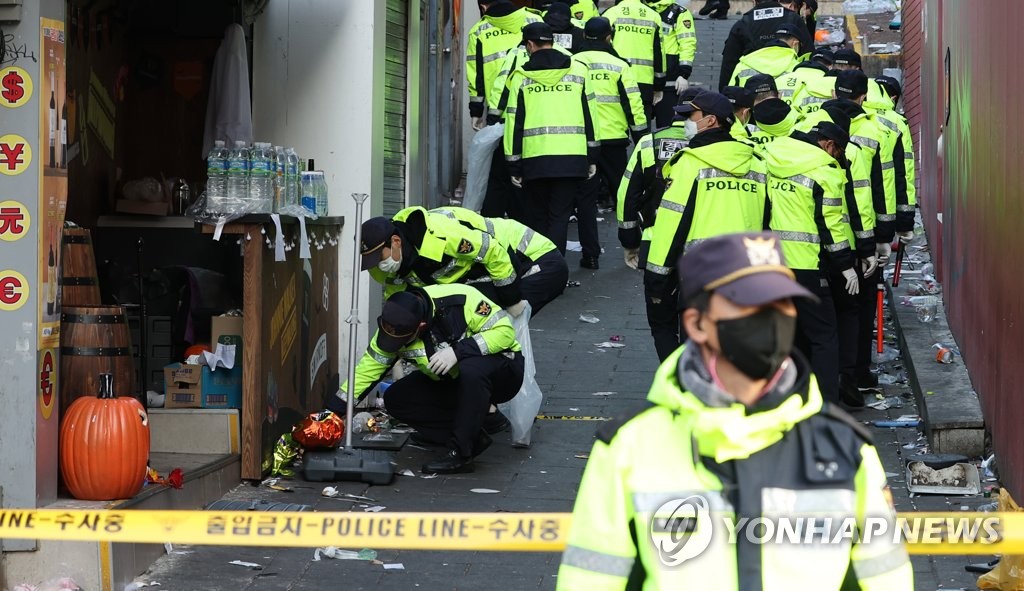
463,123,504,212
498,302,542,447
842,0,896,15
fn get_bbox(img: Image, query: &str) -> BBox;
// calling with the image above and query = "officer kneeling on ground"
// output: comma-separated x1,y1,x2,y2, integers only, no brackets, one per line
326,284,524,474
558,232,912,590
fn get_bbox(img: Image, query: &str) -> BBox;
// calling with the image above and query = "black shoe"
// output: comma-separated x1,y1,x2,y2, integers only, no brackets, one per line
483,410,511,434
839,376,866,410
710,11,728,19
580,257,599,270
422,449,474,474
965,558,1000,573
471,431,493,458
857,371,879,390
409,432,442,447
698,0,718,15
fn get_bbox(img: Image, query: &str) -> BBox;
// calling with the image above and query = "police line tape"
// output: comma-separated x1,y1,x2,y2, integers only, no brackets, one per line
0,509,1021,554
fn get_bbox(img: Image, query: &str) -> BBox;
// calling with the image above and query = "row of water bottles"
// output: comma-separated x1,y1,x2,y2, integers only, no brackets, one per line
206,140,327,216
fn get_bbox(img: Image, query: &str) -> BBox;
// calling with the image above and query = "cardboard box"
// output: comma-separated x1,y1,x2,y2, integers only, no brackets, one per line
163,362,242,409
211,315,243,349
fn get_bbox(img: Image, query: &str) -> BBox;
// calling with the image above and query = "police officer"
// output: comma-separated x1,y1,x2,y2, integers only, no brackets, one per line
468,1,542,222
727,22,802,88
504,22,600,257
764,108,856,405
602,0,667,117
326,284,524,474
617,88,705,271
433,206,570,315
776,48,833,105
558,232,913,590
645,0,698,128
719,0,813,92
746,74,800,149
721,85,756,142
359,206,528,317
543,2,585,53
867,76,917,249
643,92,769,360
574,17,647,215
794,48,861,115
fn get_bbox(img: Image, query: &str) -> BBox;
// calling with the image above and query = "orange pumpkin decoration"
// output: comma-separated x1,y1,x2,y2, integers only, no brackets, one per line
60,374,151,500
184,343,212,358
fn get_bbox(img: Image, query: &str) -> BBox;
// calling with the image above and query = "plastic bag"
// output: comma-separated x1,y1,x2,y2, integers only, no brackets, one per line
463,123,504,212
978,488,1024,589
498,302,542,447
842,0,897,14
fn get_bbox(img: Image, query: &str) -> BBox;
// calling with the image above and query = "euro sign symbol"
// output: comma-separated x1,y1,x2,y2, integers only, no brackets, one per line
2,71,25,104
651,495,713,566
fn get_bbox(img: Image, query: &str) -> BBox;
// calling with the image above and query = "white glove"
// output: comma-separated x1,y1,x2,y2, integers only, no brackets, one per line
876,242,892,266
675,76,689,92
587,164,597,180
427,347,459,376
860,255,878,277
506,299,528,317
897,230,915,244
472,117,485,131
653,91,664,105
624,248,639,270
510,176,523,188
842,268,859,296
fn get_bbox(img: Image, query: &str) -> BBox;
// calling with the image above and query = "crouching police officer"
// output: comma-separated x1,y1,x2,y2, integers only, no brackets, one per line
557,232,913,590
326,284,524,474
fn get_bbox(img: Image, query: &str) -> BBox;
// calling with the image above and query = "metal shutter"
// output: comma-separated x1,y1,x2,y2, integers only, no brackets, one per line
384,0,409,216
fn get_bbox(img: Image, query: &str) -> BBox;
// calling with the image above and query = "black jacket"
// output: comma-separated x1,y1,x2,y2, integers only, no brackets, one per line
719,1,813,91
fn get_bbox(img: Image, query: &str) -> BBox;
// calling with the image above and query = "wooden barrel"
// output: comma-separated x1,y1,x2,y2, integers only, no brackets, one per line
60,305,136,412
60,228,101,307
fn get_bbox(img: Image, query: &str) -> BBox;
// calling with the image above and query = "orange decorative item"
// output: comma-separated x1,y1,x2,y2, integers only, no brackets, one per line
184,343,211,358
815,29,830,43
292,411,345,449
60,373,150,500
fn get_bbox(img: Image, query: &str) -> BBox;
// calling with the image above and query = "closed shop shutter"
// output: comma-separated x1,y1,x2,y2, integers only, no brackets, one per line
384,0,409,216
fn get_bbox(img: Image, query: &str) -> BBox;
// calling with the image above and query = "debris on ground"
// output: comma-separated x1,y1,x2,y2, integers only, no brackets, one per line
579,314,600,323
313,547,377,561
470,488,500,494
228,560,262,570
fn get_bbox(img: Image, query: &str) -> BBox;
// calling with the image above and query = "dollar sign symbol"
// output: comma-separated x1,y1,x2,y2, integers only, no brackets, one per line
2,71,25,104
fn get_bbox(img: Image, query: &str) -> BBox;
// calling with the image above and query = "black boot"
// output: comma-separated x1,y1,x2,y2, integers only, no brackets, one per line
580,257,600,270
839,375,866,410
698,0,719,16
483,410,511,434
422,449,474,474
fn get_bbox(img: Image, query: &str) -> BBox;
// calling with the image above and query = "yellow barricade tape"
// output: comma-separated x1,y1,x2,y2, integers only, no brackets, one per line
0,509,1019,554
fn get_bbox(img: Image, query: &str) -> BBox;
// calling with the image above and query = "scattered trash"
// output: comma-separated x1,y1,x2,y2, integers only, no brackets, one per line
876,371,907,385
321,487,377,502
902,443,920,450
594,342,625,348
164,543,173,554
566,241,582,252
982,454,998,481
125,583,161,590
867,397,903,410
398,469,416,477
915,301,937,323
229,560,263,570
842,0,897,14
383,563,406,570
933,344,956,364
420,473,439,479
569,407,580,411
470,488,500,494
591,391,616,396
364,505,387,512
874,415,920,428
907,460,982,495
579,314,600,323
14,580,83,591
313,547,378,561
871,42,902,54
609,335,623,342
978,502,999,513
574,453,590,459
872,346,899,363
566,281,581,288
146,467,185,489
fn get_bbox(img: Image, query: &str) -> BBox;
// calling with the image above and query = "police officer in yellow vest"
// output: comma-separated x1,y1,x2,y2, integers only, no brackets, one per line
764,109,856,405
745,75,800,150
793,48,860,115
867,76,917,249
776,48,832,105
326,284,524,474
602,0,667,118
504,22,601,257
728,22,803,89
574,17,647,217
432,206,569,314
558,231,913,590
618,88,705,270
722,86,756,143
645,0,698,128
644,92,769,361
359,207,529,318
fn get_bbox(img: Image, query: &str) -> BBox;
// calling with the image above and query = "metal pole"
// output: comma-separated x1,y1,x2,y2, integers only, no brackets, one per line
344,193,369,449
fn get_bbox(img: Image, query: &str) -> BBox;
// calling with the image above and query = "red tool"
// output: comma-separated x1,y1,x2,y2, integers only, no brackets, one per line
892,241,906,287
876,282,884,354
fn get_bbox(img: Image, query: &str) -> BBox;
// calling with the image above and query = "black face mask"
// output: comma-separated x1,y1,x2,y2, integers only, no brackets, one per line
710,307,797,380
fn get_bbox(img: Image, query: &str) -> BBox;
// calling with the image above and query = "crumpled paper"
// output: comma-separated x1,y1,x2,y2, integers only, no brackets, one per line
146,467,184,489
292,411,345,449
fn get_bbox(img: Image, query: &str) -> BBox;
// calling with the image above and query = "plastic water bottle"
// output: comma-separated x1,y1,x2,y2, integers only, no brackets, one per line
312,171,328,216
300,172,316,215
249,142,274,213
206,140,228,212
285,148,301,208
273,146,286,212
225,140,250,211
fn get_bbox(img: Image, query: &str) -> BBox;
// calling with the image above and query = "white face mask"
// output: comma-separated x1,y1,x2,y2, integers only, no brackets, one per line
684,119,699,139
378,251,401,273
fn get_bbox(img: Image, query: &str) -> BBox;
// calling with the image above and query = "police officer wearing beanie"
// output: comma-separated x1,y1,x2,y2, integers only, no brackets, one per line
558,231,913,590
327,284,524,474
722,85,756,142
718,0,813,92
543,2,586,53
746,74,799,149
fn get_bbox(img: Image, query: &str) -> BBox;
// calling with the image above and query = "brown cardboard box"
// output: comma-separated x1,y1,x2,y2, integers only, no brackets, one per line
164,363,202,408
211,316,243,349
